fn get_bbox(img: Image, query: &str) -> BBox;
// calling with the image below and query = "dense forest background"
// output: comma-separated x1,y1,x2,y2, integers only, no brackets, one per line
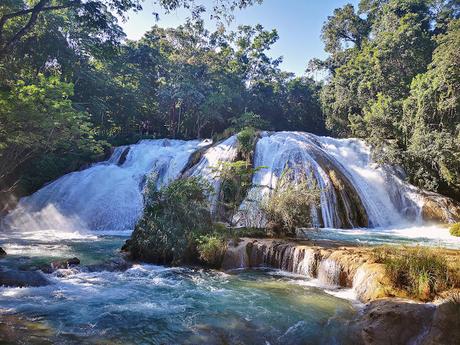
0,0,459,212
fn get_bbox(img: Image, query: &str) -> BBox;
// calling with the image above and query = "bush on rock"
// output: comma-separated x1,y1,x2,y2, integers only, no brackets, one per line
263,168,320,235
127,177,213,265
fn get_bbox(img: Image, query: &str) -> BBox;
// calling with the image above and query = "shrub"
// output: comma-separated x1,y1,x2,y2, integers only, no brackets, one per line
373,246,455,301
127,176,213,265
213,160,264,215
450,223,460,237
195,223,268,267
228,227,267,239
196,234,228,268
237,127,257,161
263,168,320,235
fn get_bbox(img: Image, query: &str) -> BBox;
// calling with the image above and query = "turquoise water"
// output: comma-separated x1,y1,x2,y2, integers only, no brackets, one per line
0,236,358,345
304,225,460,249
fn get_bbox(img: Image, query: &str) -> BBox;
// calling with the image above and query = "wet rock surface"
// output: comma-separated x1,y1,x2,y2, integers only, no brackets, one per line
0,247,6,256
84,257,132,272
0,269,50,287
222,238,459,302
421,193,460,223
350,298,460,345
40,257,80,273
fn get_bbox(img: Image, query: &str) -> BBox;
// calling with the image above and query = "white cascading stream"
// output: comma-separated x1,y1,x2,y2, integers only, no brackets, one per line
314,134,417,227
2,131,441,234
234,132,420,228
185,135,239,214
3,139,210,232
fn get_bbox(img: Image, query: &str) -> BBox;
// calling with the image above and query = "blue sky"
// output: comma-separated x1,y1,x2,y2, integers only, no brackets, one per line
120,0,359,76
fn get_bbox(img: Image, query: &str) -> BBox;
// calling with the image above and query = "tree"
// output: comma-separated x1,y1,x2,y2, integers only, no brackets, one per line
402,18,460,197
321,4,370,54
0,74,104,201
317,0,460,199
0,0,263,59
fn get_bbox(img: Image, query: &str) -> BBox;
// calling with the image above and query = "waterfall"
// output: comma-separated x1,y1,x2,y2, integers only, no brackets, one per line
234,131,421,229
184,135,239,214
317,259,342,287
3,139,209,232
3,131,456,234
314,135,418,227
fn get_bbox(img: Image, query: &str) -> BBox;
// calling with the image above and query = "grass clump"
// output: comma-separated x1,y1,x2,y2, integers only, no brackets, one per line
196,225,267,267
449,223,460,237
263,168,320,236
127,176,214,265
373,246,456,301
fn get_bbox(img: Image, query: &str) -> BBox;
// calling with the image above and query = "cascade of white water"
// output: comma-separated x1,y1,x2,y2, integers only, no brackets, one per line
3,131,450,235
317,259,342,287
185,135,239,214
4,139,209,232
294,248,318,277
313,134,418,227
233,132,344,228
234,131,422,229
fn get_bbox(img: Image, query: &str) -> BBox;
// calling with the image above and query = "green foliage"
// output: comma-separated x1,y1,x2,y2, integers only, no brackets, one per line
321,4,370,53
196,234,228,268
128,177,214,264
373,246,455,300
231,111,268,131
213,160,264,215
0,74,105,199
450,223,460,237
263,169,320,235
236,126,257,161
227,226,268,239
402,19,460,196
0,1,326,209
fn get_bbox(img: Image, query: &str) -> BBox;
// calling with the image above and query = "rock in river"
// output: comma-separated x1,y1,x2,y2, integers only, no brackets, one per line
0,269,50,287
40,257,80,273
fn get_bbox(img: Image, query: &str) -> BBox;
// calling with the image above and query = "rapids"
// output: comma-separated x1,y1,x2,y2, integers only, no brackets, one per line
0,236,358,345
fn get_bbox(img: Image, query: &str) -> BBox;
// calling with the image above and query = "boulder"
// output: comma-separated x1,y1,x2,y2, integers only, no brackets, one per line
350,298,460,345
422,299,460,345
0,247,6,256
421,193,460,223
352,299,436,345
85,257,132,272
40,257,80,273
0,269,50,287
353,263,398,303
